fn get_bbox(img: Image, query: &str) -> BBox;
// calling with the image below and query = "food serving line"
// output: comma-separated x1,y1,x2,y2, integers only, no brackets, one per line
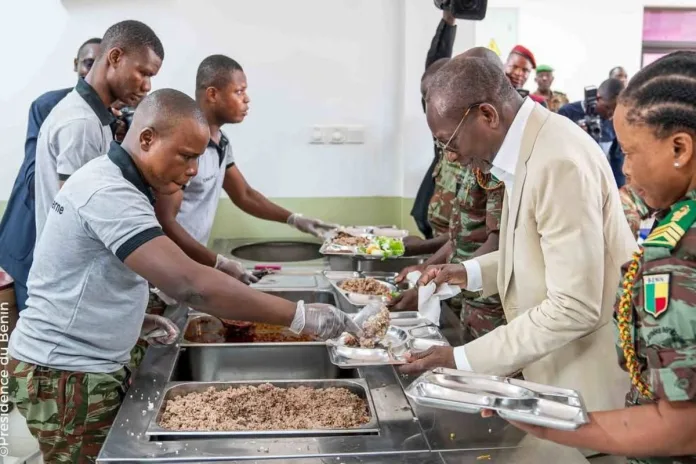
98,234,592,463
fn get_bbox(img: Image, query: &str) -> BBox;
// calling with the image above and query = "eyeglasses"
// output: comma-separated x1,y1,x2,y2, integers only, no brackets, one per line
434,103,483,154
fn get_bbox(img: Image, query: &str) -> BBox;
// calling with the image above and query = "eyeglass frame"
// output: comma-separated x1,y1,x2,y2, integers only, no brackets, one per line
434,102,484,154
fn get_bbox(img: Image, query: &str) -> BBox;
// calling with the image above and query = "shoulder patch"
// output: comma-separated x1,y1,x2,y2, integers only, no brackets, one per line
643,200,696,249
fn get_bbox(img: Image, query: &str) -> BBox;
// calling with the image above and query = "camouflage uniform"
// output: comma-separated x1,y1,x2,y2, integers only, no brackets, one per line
427,153,465,237
450,168,506,342
620,185,651,238
532,90,569,113
614,193,696,464
8,358,128,463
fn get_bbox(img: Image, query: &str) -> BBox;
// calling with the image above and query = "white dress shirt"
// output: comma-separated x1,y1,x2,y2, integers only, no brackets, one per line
454,98,536,371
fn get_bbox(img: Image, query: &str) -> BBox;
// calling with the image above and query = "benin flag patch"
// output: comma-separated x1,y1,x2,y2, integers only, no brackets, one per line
643,274,670,318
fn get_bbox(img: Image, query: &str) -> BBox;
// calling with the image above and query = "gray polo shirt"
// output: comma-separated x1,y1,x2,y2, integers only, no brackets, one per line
10,142,164,373
176,132,235,245
34,78,114,238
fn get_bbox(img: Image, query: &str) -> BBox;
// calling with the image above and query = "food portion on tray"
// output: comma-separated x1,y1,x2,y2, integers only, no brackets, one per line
321,227,407,259
327,304,449,367
183,314,317,344
158,383,371,432
324,272,402,306
338,278,392,297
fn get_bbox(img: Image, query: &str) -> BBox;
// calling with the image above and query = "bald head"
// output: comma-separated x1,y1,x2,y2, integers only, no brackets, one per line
125,89,210,195
129,89,208,137
427,54,517,122
454,47,504,69
421,58,450,96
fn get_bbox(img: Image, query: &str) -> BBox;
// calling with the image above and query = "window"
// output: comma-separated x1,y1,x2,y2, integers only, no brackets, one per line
642,8,696,67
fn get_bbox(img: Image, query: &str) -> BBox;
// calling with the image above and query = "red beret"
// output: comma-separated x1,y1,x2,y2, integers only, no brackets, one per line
529,93,546,104
511,45,536,69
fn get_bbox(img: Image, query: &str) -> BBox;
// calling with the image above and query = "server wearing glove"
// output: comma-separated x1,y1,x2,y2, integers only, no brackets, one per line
155,55,334,284
8,90,355,463
0,37,101,312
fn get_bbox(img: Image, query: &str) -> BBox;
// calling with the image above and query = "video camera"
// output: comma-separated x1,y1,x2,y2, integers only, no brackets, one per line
583,86,602,143
434,0,487,20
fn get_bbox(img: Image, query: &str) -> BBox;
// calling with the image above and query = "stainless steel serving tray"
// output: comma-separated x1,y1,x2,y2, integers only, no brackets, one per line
404,368,589,431
389,311,434,328
327,325,449,368
147,379,379,438
181,313,325,346
320,228,407,259
323,272,397,306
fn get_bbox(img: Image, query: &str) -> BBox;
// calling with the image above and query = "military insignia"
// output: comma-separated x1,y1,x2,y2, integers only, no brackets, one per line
643,274,670,317
643,199,696,249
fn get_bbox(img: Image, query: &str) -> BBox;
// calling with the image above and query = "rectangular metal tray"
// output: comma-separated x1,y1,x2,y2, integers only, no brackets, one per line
327,325,449,368
324,275,395,307
404,368,589,431
389,311,435,328
320,229,406,259
182,313,324,346
147,379,379,438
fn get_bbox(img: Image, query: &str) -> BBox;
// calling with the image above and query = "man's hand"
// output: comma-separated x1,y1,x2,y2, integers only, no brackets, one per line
395,263,427,283
215,254,259,285
287,213,338,238
140,314,180,345
289,302,359,340
418,264,468,288
387,287,418,312
443,8,456,25
398,346,456,375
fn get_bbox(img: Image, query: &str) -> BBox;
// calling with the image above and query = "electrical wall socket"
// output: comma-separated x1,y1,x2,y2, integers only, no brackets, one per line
309,125,365,145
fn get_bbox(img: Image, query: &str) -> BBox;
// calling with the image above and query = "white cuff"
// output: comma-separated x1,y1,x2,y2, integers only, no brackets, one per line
453,345,473,371
462,259,483,292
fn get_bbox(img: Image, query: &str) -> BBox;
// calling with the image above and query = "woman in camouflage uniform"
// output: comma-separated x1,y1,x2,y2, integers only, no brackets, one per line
496,52,696,463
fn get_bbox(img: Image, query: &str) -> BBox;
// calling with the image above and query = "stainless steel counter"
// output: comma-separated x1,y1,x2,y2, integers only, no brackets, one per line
98,264,590,463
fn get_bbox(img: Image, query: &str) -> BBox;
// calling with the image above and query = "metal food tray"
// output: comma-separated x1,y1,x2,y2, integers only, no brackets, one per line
320,229,407,259
389,311,435,328
327,325,449,368
147,379,379,438
181,313,324,346
404,368,589,431
324,271,399,306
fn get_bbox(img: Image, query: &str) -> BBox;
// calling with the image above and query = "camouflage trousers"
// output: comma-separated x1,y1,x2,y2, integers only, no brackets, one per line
459,295,506,343
8,358,128,463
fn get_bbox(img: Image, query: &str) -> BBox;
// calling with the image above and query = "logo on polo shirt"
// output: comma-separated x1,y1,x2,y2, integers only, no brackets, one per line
51,200,64,215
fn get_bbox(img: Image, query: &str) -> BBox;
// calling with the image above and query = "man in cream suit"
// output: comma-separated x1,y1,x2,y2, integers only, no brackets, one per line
401,49,637,415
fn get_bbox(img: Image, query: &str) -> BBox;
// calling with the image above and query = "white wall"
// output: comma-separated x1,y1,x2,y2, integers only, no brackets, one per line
1,0,694,201
0,0,406,199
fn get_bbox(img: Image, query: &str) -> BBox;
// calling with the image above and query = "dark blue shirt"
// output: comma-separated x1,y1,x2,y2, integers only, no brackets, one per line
0,87,72,310
557,101,625,188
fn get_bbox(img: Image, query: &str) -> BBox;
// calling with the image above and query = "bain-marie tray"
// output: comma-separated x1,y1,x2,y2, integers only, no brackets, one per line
404,368,590,431
327,324,449,368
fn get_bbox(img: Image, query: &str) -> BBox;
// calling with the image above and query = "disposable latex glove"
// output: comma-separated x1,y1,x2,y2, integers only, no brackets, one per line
140,314,180,345
215,254,259,285
287,213,338,238
289,301,361,340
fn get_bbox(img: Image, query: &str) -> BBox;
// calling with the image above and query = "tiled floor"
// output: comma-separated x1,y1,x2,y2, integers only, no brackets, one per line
6,407,42,464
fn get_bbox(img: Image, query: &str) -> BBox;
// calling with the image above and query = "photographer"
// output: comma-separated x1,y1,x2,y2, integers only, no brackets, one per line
558,78,626,187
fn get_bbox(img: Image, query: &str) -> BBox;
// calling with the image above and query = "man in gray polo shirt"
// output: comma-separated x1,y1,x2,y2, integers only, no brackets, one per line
155,55,336,282
9,89,355,463
34,19,165,237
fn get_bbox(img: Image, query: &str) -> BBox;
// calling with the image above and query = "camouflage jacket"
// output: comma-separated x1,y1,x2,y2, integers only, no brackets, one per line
615,192,696,464
532,90,569,113
427,153,464,237
449,168,505,310
620,185,652,238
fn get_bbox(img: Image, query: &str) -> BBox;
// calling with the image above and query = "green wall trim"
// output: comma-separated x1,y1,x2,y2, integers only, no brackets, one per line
0,197,422,242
